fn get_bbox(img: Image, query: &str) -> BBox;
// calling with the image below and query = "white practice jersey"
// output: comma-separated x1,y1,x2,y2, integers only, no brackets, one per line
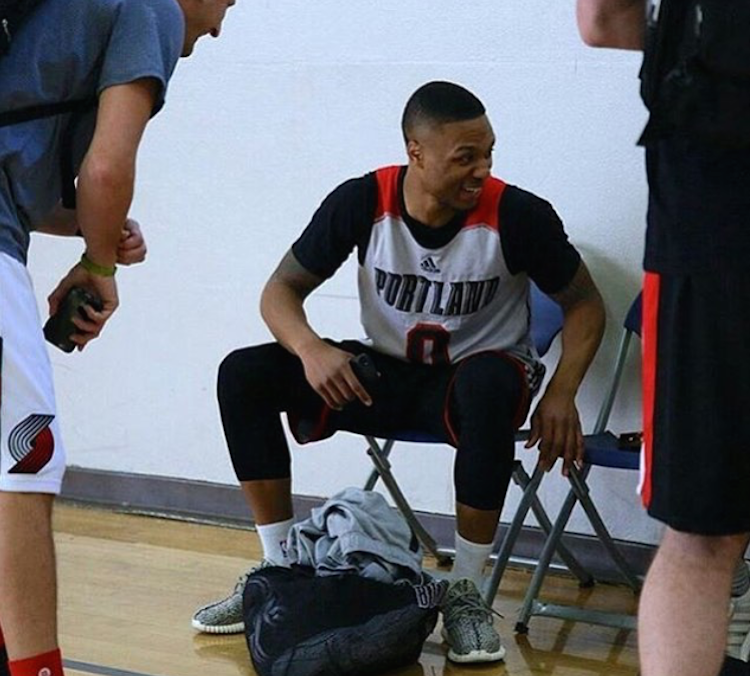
359,166,536,370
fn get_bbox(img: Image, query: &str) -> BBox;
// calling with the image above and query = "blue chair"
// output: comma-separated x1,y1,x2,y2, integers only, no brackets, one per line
362,284,595,601
514,292,643,632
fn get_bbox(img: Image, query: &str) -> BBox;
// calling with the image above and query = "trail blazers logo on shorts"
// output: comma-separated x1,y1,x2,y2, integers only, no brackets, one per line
8,414,55,474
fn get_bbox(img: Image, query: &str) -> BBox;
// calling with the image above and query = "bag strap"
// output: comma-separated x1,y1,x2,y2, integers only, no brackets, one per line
0,98,96,127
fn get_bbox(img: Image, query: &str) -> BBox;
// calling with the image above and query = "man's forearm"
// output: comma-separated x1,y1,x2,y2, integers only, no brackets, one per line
547,299,606,397
260,282,325,359
577,0,645,50
75,156,133,267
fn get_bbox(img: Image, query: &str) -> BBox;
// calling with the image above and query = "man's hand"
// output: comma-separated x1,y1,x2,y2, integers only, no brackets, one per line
117,219,147,265
525,386,584,476
298,341,373,410
47,263,119,351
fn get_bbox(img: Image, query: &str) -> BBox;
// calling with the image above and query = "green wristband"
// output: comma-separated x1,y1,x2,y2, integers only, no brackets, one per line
80,252,116,277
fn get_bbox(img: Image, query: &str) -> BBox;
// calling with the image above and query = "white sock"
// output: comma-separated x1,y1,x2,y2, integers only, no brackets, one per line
256,518,294,567
452,532,493,588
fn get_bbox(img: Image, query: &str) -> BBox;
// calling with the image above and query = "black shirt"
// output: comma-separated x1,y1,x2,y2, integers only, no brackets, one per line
292,168,581,295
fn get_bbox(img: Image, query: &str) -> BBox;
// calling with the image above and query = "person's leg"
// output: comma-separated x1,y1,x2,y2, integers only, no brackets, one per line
439,352,525,664
0,255,67,675
194,340,411,633
191,343,307,633
241,479,294,566
640,272,750,672
639,529,750,676
0,494,63,676
449,353,525,586
218,343,317,562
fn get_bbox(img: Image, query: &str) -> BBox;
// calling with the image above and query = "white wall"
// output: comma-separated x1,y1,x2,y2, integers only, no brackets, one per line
28,1,663,545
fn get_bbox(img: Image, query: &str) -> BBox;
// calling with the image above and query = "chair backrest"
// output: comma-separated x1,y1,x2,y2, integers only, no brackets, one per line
593,292,642,434
530,283,564,358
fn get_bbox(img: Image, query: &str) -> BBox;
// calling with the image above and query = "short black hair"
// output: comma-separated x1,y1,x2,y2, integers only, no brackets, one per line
401,81,486,143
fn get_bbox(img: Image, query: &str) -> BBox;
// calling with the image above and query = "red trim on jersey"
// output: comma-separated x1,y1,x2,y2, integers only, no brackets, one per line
464,177,506,231
641,272,660,509
374,167,507,229
442,350,530,448
374,166,403,221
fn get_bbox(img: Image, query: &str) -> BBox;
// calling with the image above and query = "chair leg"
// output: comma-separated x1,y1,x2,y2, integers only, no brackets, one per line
568,466,641,591
483,461,594,605
519,466,594,588
515,477,582,633
483,464,544,604
364,436,452,567
362,438,396,491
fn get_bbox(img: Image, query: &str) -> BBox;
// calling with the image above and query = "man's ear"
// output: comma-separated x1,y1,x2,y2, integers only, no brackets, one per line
407,140,423,166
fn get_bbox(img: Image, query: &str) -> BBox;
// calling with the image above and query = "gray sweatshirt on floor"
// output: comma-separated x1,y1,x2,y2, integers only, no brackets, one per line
287,487,423,583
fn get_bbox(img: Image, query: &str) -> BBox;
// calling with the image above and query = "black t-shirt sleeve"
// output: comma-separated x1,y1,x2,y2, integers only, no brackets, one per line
291,174,377,279
499,186,581,294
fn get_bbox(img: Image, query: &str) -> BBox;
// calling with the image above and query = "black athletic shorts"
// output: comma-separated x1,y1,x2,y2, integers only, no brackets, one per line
641,271,750,535
289,340,530,447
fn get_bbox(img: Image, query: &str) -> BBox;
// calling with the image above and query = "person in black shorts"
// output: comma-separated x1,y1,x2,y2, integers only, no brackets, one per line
577,2,750,676
191,80,605,664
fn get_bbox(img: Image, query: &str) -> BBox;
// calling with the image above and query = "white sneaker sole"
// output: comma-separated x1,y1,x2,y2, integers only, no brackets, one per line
191,618,245,634
446,645,506,663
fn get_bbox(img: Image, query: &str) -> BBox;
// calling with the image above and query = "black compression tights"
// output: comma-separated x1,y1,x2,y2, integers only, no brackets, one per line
218,342,526,511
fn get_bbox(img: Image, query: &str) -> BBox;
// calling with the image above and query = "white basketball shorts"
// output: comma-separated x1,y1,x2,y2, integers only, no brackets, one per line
0,252,65,493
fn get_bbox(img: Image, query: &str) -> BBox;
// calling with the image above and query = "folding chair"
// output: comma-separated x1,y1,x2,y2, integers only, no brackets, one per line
514,292,643,632
362,284,595,601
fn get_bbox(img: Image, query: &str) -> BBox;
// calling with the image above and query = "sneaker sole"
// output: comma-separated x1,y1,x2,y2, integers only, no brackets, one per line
191,618,245,634
446,645,507,664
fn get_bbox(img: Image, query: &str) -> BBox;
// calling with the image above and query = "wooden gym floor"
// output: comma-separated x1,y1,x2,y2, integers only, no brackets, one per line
53,502,639,676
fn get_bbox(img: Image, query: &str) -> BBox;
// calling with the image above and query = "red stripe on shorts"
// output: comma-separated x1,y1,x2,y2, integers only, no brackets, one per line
641,272,660,508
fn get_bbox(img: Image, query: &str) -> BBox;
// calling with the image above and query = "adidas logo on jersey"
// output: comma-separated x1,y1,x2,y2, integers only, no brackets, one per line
420,256,441,274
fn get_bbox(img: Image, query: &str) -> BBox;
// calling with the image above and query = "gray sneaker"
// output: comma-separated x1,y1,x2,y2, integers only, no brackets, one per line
441,578,506,663
727,587,750,661
192,560,274,634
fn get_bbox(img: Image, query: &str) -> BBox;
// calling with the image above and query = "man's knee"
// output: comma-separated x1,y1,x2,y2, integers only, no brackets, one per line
660,527,750,571
454,352,520,396
217,344,280,405
452,353,523,415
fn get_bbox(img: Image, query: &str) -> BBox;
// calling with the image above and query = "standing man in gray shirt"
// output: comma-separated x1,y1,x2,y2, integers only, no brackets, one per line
0,1,234,674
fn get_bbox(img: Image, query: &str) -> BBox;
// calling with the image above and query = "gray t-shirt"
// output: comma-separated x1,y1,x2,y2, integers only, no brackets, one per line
0,0,184,264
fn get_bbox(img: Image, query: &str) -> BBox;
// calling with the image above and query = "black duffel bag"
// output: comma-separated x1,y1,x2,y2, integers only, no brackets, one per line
243,566,447,676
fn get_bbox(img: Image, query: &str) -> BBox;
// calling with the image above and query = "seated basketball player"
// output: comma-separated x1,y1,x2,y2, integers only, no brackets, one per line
191,80,605,664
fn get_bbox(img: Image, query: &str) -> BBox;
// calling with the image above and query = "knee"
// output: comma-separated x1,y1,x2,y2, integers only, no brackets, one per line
661,528,750,572
452,354,522,411
217,347,266,405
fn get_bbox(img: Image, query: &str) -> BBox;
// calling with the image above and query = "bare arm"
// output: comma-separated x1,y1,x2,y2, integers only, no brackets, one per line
260,249,327,358
76,78,158,268
261,250,372,409
526,262,606,474
577,0,645,50
47,78,158,349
